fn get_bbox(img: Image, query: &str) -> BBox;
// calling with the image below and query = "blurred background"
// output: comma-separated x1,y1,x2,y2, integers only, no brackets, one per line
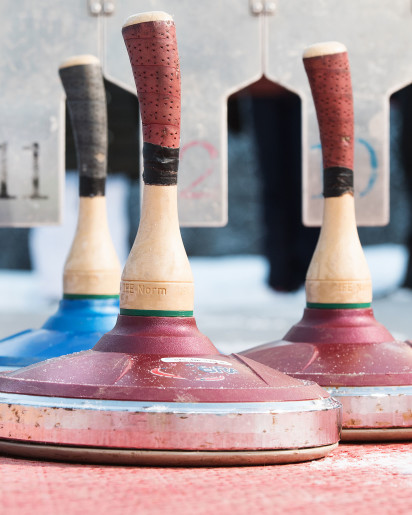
2,80,412,351
2,0,412,353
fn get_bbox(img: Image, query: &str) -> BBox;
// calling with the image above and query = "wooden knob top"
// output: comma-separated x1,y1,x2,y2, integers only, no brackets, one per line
303,41,347,59
123,11,173,27
303,41,354,194
59,54,100,69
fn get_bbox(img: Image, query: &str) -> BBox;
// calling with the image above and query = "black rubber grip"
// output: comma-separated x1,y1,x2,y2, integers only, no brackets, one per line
143,142,179,185
323,167,354,197
59,61,107,197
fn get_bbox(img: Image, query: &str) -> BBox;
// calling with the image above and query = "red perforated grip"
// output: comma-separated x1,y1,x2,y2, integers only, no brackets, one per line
304,49,354,172
122,18,180,149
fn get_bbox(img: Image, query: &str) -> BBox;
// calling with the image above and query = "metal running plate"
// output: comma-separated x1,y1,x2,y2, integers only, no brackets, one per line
0,440,338,466
326,385,412,440
341,428,412,442
0,393,341,452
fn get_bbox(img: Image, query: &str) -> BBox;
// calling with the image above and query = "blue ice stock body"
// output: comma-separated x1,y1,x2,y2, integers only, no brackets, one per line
0,297,119,371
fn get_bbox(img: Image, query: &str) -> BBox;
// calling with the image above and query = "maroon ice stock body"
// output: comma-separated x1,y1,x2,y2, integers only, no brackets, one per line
0,313,340,464
242,308,412,439
242,308,412,387
0,315,329,403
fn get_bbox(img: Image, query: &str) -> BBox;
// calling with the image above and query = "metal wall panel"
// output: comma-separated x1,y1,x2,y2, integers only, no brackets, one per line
0,0,100,226
2,0,410,227
103,0,263,226
265,0,412,225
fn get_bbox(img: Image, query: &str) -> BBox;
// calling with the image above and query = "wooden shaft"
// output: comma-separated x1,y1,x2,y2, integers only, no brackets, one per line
121,12,193,315
304,42,372,307
59,55,121,297
63,197,121,296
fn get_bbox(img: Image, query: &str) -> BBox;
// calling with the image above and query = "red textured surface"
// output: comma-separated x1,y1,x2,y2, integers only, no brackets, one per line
242,308,412,386
304,51,354,170
122,20,180,148
1,444,411,515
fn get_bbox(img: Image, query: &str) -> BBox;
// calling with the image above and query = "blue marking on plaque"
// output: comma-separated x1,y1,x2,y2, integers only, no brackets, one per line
357,138,378,197
310,143,323,199
310,139,378,199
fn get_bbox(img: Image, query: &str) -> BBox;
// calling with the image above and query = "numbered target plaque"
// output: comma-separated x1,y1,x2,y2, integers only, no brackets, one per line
2,0,412,226
0,0,99,226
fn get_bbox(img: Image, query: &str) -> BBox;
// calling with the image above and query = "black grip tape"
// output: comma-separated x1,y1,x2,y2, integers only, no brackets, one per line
79,176,105,196
143,142,179,185
323,167,354,197
59,63,107,197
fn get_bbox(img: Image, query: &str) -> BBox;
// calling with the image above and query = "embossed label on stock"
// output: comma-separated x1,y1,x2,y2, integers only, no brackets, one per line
196,365,238,375
120,280,194,311
161,357,232,365
337,282,370,293
122,282,167,295
151,357,239,382
306,279,372,305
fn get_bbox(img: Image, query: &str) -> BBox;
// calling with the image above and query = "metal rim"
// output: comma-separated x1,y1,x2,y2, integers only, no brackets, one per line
325,385,412,435
341,428,412,442
0,392,341,451
0,440,339,466
0,392,340,414
327,385,412,396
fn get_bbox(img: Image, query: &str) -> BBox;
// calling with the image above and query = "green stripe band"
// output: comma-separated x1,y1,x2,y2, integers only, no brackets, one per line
63,294,119,300
307,302,371,309
120,308,193,317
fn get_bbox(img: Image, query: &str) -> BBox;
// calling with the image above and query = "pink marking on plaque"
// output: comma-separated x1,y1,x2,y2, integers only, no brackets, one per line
179,140,218,199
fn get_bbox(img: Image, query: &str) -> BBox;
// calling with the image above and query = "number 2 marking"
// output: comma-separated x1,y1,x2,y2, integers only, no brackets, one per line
179,140,218,199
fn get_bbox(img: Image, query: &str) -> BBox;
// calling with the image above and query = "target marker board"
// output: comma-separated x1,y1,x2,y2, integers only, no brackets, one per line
2,0,412,226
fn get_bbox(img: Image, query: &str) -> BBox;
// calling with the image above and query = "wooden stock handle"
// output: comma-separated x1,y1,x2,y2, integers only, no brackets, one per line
120,12,193,316
59,55,107,197
303,42,354,197
122,12,180,186
304,42,372,307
